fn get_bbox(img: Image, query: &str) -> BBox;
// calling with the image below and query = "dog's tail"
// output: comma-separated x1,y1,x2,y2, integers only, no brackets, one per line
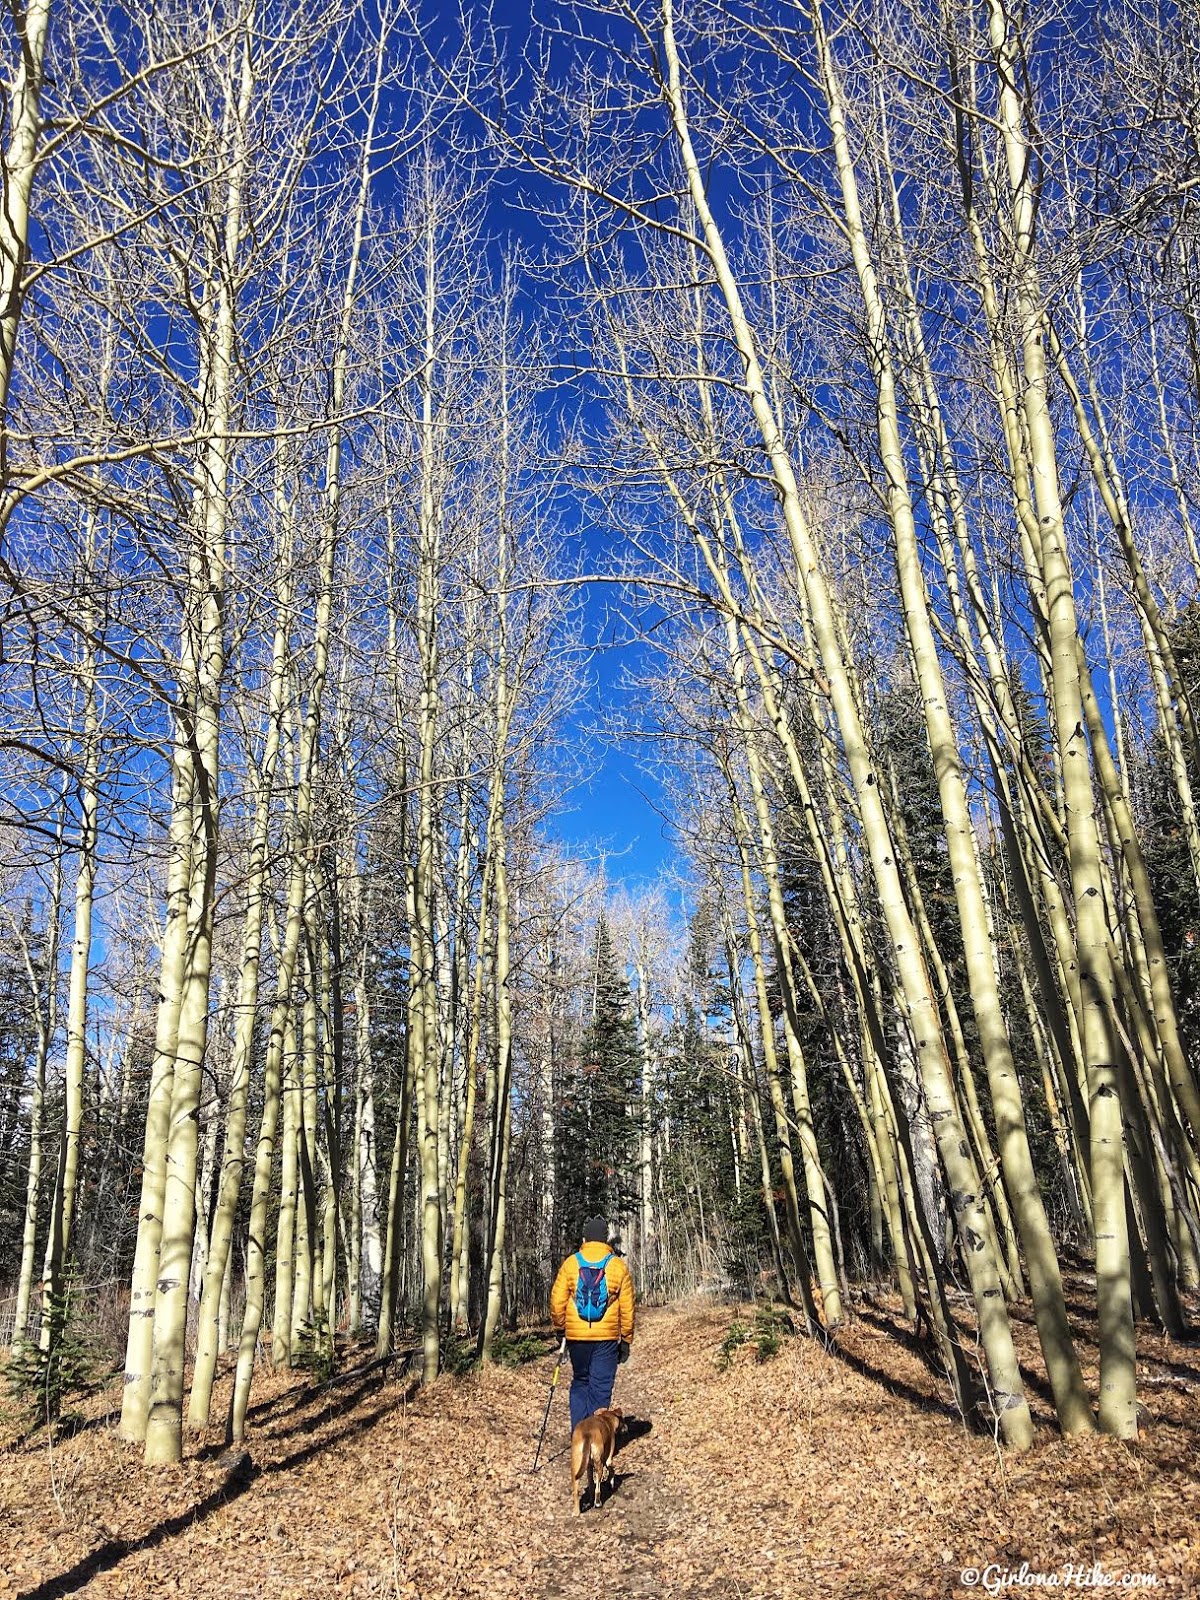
570,1429,587,1486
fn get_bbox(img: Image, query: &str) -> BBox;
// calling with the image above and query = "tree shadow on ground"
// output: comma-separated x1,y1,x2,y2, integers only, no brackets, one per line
828,1337,965,1426
242,1347,409,1430
15,1373,420,1600
828,1306,966,1426
851,1304,960,1391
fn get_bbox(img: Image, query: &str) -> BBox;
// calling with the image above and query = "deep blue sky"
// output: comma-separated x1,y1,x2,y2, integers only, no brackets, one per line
456,1,681,892
549,624,677,890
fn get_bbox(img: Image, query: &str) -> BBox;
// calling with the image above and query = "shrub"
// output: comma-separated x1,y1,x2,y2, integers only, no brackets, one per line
5,1276,104,1426
487,1330,549,1368
291,1314,337,1384
717,1304,793,1370
716,1318,750,1370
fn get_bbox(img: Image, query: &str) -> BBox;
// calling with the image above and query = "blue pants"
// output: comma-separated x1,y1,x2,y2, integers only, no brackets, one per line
567,1339,620,1432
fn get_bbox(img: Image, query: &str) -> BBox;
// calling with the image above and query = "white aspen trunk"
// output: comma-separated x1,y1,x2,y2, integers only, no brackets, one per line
354,942,383,1322
479,313,520,1359
721,923,786,1289
730,670,842,1323
413,193,445,1382
657,0,1031,1444
984,0,1134,1439
290,949,319,1349
217,1234,232,1355
723,757,822,1333
376,981,416,1358
0,0,50,488
865,1048,917,1317
632,955,655,1272
480,813,513,1359
806,5,1098,1426
274,1015,300,1367
1146,311,1200,582
187,509,292,1426
539,940,557,1270
119,717,195,1440
229,972,291,1443
39,506,101,1358
435,819,455,1231
54,641,100,1275
12,842,63,1352
230,436,343,1415
142,19,258,1463
449,848,494,1329
316,896,340,1334
188,1081,222,1306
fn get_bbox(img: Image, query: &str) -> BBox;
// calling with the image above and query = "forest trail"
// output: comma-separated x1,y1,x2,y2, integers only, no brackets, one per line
2,1297,1199,1599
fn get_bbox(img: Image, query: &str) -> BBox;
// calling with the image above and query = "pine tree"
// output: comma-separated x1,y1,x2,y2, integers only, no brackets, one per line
1142,602,1200,1055
555,917,642,1250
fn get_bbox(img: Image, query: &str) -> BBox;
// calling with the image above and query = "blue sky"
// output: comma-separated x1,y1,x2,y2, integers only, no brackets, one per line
548,622,676,889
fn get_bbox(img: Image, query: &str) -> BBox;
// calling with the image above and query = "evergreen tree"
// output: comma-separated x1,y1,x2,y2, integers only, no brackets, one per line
1142,602,1200,1055
554,916,642,1251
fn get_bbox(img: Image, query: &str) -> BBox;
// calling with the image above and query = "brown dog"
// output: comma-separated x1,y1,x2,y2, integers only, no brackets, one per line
570,1406,623,1514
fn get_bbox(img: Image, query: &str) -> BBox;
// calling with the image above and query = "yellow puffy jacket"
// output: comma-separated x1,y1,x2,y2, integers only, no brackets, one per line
550,1241,635,1344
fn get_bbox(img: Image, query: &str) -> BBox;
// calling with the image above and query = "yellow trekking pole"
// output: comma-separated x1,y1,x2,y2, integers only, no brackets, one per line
532,1335,568,1472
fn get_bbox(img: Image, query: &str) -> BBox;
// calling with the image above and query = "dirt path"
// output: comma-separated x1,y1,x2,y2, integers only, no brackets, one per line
527,1313,723,1599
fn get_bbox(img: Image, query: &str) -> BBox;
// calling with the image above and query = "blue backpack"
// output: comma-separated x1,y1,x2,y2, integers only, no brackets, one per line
574,1251,614,1323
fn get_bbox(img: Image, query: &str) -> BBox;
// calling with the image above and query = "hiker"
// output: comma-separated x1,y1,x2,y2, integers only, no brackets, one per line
550,1215,636,1432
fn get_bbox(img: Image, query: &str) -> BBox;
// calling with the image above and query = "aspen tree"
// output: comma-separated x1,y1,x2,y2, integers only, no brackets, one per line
449,846,493,1329
618,892,668,1271
412,183,446,1383
981,0,1135,1436
648,0,1031,1442
793,0,1092,1432
349,873,383,1333
35,509,100,1365
186,501,294,1425
10,835,63,1352
273,987,301,1363
720,742,822,1332
720,916,788,1292
481,291,530,1357
141,15,256,1462
120,730,196,1439
377,462,417,1361
316,878,345,1330
0,0,50,491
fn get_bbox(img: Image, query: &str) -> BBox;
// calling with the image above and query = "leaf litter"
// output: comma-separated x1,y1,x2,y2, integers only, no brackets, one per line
1,1284,1198,1599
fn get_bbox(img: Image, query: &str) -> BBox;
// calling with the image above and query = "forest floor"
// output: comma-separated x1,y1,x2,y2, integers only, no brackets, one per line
2,1280,1199,1599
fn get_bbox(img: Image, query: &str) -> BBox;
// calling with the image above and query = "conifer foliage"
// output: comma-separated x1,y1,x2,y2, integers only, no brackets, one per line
554,918,643,1253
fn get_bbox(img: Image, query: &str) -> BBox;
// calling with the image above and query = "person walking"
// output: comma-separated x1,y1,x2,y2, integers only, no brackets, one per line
549,1215,636,1431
